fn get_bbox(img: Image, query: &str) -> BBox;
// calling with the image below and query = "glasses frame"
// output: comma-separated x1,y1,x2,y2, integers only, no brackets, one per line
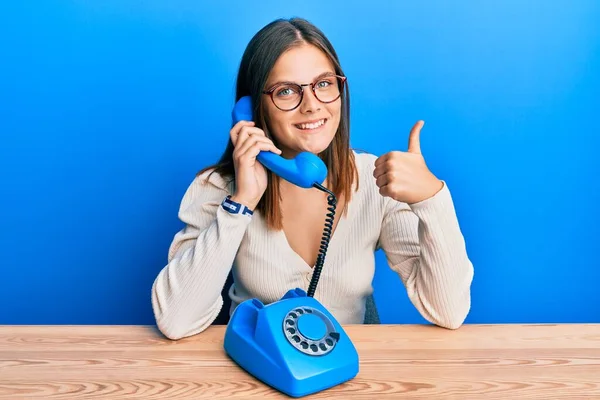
262,74,347,111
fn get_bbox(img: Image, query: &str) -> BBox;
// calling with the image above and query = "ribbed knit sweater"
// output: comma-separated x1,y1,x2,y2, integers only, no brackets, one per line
151,151,474,340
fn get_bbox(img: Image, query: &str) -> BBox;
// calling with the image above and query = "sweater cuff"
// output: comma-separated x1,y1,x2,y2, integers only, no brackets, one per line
408,181,456,222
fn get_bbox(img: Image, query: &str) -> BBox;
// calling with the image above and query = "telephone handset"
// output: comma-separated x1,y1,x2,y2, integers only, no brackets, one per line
231,95,328,189
223,96,359,397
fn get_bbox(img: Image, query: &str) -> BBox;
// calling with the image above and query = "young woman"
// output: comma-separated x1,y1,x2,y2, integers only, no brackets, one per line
151,17,474,340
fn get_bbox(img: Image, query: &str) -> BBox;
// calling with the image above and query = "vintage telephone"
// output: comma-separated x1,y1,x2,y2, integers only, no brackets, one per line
223,96,359,397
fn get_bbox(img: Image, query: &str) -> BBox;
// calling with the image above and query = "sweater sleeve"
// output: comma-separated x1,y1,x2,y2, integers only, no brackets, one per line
151,170,252,340
377,181,474,329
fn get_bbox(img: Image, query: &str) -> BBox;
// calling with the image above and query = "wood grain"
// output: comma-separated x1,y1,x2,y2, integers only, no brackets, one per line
0,324,598,399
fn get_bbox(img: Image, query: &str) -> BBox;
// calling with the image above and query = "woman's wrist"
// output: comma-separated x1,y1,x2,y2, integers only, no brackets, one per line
229,194,259,210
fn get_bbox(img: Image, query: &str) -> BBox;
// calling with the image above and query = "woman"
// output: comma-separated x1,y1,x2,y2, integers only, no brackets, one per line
151,17,474,340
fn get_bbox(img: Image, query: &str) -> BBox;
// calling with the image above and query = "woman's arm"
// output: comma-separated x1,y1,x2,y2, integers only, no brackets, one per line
377,182,474,329
151,171,252,340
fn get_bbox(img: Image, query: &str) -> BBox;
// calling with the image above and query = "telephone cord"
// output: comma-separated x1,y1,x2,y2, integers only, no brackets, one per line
307,182,337,297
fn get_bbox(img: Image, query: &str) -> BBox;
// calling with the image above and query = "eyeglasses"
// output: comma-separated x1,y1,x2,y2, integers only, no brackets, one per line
262,74,347,111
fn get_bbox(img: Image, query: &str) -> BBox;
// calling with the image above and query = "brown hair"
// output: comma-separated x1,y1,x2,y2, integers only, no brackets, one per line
199,17,358,230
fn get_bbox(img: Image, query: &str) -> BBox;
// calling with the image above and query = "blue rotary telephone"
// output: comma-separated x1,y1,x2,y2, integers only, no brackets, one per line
223,96,359,397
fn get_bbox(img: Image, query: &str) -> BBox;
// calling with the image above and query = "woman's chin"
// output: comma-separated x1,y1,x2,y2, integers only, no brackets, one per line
298,138,334,155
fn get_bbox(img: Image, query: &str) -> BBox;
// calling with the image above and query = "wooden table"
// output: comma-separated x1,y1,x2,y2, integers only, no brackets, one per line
0,324,599,399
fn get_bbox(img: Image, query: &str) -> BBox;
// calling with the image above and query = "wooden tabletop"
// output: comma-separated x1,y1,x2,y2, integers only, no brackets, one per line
0,324,599,399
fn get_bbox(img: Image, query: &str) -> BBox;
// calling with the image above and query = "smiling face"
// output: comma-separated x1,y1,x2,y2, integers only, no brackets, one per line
261,43,342,158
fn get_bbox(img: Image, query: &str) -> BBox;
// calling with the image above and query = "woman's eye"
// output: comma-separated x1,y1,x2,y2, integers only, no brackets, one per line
316,80,332,89
276,87,296,97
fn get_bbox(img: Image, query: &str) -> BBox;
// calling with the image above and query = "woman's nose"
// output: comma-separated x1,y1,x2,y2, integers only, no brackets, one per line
299,88,321,114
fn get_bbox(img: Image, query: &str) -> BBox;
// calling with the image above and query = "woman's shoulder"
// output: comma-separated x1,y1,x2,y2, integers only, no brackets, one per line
179,167,234,207
194,167,233,191
350,149,382,196
346,149,390,216
351,149,379,177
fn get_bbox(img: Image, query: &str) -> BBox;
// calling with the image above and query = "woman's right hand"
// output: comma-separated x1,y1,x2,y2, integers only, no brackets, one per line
230,120,282,210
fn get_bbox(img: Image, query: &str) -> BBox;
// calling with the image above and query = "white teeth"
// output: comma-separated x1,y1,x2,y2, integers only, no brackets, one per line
296,119,326,130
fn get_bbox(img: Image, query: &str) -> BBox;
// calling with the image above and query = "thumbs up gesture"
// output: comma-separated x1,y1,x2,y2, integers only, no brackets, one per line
373,120,443,204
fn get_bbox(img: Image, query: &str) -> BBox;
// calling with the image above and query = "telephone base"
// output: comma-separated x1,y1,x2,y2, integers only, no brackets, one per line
223,288,359,398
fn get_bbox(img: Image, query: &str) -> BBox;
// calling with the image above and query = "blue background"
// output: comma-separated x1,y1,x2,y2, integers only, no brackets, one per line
1,1,599,325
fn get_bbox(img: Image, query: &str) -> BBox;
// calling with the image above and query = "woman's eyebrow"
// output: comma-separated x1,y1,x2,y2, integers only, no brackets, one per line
267,71,336,88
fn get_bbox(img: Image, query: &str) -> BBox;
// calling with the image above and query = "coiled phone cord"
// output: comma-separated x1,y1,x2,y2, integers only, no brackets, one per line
307,182,337,297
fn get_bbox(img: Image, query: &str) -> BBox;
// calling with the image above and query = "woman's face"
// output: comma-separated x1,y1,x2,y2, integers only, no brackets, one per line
262,44,342,158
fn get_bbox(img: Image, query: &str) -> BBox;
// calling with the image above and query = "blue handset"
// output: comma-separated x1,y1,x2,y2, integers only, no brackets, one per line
231,96,328,189
224,96,360,397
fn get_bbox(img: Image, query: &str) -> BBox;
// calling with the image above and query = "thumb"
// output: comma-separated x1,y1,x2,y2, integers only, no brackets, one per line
408,120,424,154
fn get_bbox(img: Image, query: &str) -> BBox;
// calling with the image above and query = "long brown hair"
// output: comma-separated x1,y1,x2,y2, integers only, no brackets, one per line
199,17,358,230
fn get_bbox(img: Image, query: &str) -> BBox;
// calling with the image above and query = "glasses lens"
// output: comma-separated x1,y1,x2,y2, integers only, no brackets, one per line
314,75,343,103
269,76,345,110
272,83,302,111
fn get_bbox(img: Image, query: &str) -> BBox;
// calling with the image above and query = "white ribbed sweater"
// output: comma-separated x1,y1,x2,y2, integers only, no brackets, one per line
151,151,474,340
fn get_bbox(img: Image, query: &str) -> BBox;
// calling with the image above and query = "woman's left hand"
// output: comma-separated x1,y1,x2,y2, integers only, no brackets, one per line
373,120,444,204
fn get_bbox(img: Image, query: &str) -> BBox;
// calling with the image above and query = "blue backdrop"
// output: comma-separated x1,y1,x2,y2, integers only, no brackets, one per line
1,1,599,325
